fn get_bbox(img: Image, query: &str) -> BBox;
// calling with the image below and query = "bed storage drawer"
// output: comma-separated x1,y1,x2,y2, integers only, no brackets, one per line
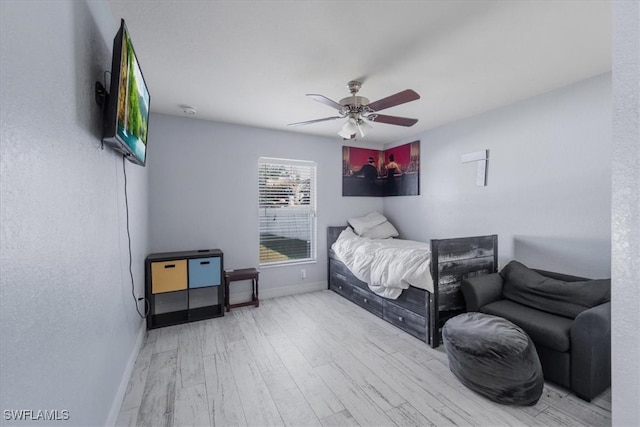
383,300,427,340
352,286,383,317
394,285,427,316
329,258,368,290
329,280,353,299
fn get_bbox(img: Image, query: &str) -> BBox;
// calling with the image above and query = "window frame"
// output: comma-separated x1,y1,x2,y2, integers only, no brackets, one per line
258,157,317,267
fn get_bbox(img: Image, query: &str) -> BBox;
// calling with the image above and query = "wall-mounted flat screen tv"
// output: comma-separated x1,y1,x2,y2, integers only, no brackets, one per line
103,19,150,166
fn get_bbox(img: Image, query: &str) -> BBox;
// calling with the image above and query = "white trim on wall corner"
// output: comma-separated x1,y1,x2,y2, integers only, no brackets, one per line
106,321,146,426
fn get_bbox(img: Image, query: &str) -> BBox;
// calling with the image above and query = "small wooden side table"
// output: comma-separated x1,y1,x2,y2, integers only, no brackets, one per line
224,268,259,312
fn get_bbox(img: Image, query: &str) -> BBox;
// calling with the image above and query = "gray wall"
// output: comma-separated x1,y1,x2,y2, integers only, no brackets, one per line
0,1,148,424
612,0,640,424
1,0,637,423
383,73,612,279
147,115,382,299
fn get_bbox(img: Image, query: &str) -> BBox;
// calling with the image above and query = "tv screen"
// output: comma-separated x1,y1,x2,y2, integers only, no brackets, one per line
103,19,150,166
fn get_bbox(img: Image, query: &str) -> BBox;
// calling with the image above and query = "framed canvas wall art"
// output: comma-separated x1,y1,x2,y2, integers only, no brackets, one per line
342,140,420,197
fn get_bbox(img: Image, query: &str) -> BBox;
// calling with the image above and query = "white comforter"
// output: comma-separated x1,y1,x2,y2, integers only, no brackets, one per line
331,228,433,299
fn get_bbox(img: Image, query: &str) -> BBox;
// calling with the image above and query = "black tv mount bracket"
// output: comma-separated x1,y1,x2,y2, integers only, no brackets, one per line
95,81,108,108
95,81,109,150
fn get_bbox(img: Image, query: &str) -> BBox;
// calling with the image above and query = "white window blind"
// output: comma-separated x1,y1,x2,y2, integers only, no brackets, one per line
258,157,317,266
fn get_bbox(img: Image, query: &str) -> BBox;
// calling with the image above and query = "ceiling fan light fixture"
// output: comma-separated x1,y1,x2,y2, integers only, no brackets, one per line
356,119,373,137
338,119,358,139
338,127,354,139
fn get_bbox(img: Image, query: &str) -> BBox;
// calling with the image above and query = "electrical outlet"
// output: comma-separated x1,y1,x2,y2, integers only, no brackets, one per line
301,269,306,279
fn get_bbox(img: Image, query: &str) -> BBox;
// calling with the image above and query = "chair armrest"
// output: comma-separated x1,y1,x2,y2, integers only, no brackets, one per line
460,273,504,311
570,302,611,401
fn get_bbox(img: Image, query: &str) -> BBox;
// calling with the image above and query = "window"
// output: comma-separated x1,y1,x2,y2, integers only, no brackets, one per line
258,157,317,266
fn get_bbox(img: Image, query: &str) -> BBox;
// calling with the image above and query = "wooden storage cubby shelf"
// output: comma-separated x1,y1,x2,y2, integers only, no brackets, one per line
145,249,224,329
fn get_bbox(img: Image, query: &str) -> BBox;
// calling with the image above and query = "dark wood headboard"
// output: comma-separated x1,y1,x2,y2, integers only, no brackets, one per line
327,226,347,290
327,226,347,248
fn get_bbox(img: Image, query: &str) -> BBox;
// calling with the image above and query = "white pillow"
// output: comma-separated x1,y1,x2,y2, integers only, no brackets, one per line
360,221,399,239
348,211,388,235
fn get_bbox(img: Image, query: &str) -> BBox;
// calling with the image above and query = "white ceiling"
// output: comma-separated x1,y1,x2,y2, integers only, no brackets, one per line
107,1,612,145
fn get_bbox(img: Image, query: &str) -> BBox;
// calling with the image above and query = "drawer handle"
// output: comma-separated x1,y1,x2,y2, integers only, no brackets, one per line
164,264,175,269
398,316,404,322
197,250,210,252
364,298,368,303
200,261,210,265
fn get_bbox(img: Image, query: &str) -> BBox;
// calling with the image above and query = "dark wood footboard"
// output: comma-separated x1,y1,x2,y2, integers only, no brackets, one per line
429,235,498,347
327,226,497,348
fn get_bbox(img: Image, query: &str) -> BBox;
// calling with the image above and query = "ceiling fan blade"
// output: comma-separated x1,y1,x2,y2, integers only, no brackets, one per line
368,114,418,127
287,116,343,126
366,89,420,112
307,94,346,111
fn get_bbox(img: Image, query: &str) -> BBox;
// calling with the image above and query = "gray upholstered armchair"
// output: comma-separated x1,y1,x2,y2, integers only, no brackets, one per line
461,260,611,401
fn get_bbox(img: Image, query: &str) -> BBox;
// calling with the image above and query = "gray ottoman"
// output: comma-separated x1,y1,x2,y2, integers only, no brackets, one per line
442,312,544,405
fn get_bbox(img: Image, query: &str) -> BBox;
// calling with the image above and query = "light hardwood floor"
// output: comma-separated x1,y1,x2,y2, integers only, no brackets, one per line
116,290,612,427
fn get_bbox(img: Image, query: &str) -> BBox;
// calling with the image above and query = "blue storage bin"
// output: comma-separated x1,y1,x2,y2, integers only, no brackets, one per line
188,257,221,288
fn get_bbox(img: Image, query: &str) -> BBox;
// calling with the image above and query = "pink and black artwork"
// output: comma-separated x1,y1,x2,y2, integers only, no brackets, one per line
342,141,420,197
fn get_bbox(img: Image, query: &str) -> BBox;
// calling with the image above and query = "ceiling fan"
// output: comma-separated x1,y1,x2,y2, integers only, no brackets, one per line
288,80,420,140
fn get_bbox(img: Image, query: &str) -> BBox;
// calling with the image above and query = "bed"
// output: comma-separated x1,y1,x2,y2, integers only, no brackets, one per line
327,225,498,347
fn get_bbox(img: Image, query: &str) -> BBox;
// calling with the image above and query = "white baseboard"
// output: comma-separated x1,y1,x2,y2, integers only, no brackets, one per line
229,281,327,304
106,321,146,426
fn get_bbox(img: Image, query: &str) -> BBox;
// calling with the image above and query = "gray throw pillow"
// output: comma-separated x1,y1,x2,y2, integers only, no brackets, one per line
501,261,610,319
